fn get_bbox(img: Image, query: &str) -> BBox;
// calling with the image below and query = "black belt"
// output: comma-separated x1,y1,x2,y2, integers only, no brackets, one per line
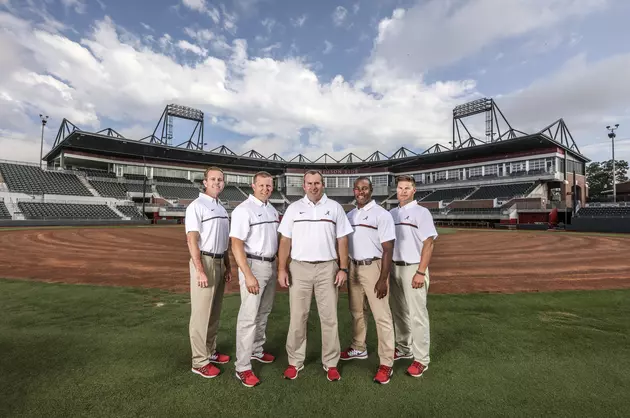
246,253,276,262
299,260,335,264
351,257,381,266
393,261,418,266
200,251,224,259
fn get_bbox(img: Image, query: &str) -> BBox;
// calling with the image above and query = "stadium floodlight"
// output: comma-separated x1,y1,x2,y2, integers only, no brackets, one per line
606,124,620,203
453,98,492,119
39,114,49,169
166,104,204,122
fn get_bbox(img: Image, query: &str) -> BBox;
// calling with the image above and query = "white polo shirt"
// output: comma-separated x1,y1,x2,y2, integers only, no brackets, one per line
185,192,230,254
229,195,279,258
347,200,396,260
390,200,438,264
278,194,353,262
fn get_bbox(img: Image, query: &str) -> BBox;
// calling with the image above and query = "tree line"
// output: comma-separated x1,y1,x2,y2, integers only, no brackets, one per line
586,159,628,198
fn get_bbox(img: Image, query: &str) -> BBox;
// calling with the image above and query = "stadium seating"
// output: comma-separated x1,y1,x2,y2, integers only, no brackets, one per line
220,186,246,201
331,196,355,204
0,201,11,219
576,206,630,217
89,180,127,198
156,185,200,199
0,163,91,196
123,173,146,181
125,183,151,193
467,182,535,200
415,190,433,201
422,187,475,202
270,190,284,200
80,169,116,178
154,176,194,185
116,205,146,219
447,208,504,215
18,202,120,219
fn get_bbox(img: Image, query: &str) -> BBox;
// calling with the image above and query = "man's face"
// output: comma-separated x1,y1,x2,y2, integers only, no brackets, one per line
252,176,273,202
204,170,225,197
396,180,415,203
353,179,372,206
303,173,324,201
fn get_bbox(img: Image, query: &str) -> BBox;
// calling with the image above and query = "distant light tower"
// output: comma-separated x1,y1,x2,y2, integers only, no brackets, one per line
606,124,619,203
39,114,49,169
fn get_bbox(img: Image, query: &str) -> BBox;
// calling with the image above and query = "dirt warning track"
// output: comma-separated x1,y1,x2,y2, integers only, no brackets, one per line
1,226,630,294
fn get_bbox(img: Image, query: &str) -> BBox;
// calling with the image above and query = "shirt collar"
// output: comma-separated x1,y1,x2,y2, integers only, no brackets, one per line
399,200,418,210
248,194,266,207
358,199,376,212
303,193,328,207
199,192,219,204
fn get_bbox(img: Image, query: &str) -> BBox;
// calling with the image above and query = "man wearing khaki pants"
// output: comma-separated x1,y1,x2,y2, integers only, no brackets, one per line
340,176,397,384
230,171,280,387
389,174,438,378
185,166,232,379
277,170,353,382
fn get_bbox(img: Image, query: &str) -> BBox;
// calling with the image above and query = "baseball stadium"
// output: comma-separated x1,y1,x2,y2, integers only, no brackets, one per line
1,98,629,417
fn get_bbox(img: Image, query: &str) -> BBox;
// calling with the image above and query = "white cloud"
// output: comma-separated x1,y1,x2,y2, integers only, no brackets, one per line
290,14,307,28
353,3,360,14
61,0,86,14
323,40,333,55
332,6,348,27
373,0,608,74
181,0,206,12
176,40,208,56
221,4,238,34
140,22,153,32
261,18,275,33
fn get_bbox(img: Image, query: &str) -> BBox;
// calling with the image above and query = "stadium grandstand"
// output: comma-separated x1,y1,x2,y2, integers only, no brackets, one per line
1,98,609,232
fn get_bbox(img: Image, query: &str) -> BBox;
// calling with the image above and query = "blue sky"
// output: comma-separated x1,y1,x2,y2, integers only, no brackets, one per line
1,0,630,164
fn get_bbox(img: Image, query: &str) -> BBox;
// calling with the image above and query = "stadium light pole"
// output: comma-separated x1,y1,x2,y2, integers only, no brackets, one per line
142,155,147,217
606,124,619,203
39,114,49,169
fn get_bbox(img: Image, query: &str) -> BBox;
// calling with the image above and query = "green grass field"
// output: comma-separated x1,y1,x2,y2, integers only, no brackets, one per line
1,279,629,418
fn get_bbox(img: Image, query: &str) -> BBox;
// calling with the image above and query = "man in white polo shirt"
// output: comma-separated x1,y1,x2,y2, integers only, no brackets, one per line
341,176,397,384
277,169,353,382
230,171,280,388
389,174,438,378
185,166,232,379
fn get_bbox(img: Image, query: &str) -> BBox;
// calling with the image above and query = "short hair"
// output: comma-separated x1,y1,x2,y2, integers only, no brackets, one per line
253,171,272,183
396,174,416,187
204,166,224,179
354,176,373,190
303,170,324,183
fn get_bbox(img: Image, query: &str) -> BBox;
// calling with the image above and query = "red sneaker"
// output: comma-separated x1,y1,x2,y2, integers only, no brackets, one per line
283,365,304,380
251,351,275,363
191,363,220,379
209,351,230,364
323,366,341,382
373,365,393,384
235,370,261,388
340,347,368,361
407,361,428,377
394,348,412,361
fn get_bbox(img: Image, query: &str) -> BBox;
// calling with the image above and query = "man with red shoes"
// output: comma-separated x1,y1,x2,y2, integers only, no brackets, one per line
230,171,280,387
341,177,397,384
389,175,438,378
277,170,353,382
185,166,232,379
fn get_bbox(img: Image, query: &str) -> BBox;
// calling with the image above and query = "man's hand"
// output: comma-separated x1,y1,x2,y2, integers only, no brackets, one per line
374,278,388,299
278,270,290,288
334,270,347,288
412,272,425,289
224,269,232,283
197,271,209,288
245,274,260,295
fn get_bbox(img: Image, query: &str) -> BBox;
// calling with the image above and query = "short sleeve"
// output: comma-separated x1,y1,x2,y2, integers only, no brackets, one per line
277,204,295,238
185,203,201,233
335,204,354,238
377,210,396,243
229,206,250,240
418,209,438,242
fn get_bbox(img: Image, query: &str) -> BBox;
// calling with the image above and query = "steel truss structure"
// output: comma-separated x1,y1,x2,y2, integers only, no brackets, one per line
51,98,583,163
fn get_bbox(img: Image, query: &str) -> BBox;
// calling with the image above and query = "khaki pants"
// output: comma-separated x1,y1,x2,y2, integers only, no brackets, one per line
189,255,225,368
235,258,277,372
286,260,340,369
390,264,430,366
348,260,395,366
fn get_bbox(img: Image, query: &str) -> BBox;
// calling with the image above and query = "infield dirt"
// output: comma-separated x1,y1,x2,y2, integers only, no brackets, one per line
1,226,629,294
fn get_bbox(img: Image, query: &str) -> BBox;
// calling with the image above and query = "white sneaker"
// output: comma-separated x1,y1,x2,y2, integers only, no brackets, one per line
394,348,413,361
340,347,368,360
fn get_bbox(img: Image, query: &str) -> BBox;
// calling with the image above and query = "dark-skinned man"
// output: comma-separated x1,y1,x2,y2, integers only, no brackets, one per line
277,170,353,382
340,176,397,384
389,175,438,378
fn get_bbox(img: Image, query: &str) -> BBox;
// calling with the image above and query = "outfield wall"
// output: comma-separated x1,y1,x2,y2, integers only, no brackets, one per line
568,217,630,233
0,219,151,228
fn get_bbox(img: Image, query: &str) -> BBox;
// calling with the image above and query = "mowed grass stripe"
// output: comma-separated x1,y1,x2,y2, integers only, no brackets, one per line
0,279,628,418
